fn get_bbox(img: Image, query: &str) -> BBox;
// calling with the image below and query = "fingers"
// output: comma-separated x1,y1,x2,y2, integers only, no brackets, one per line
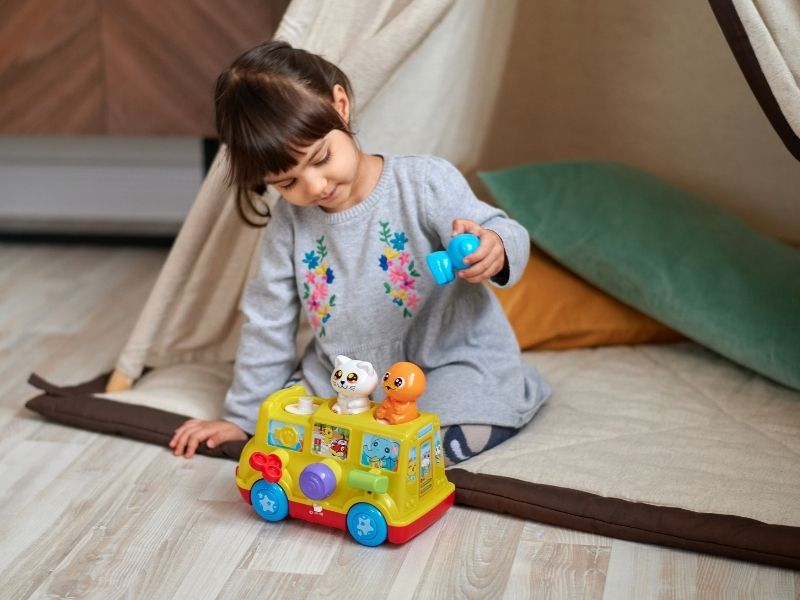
461,233,494,265
169,419,198,451
170,419,211,458
206,429,231,449
183,428,206,458
171,420,249,457
206,425,247,449
459,229,505,283
451,218,482,237
458,252,505,283
169,420,201,447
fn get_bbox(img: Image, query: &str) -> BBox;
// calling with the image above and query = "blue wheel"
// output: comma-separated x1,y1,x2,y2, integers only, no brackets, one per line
250,480,289,522
346,503,388,546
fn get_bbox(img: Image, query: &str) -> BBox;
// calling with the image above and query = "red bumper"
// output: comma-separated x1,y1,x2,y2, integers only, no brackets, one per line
239,485,455,545
388,491,455,544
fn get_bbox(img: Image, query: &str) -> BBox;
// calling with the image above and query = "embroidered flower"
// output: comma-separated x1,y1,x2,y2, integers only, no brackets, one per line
391,232,408,251
303,251,320,270
314,281,328,298
302,236,336,337
378,221,422,318
388,263,406,285
399,274,416,291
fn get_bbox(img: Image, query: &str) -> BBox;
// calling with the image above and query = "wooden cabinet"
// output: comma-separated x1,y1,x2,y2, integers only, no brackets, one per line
0,0,288,136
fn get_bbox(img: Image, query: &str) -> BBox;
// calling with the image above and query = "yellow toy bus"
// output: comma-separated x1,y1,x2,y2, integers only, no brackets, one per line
235,385,455,546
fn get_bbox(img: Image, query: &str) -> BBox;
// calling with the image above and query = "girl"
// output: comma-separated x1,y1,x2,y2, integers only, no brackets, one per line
170,41,550,464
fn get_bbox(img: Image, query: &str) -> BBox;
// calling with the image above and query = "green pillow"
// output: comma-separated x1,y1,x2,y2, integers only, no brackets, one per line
479,161,800,391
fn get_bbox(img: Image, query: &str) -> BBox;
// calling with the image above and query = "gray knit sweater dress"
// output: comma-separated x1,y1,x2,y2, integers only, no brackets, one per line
224,154,551,433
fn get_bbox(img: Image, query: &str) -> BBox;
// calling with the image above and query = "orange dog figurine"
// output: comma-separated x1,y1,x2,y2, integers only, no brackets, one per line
374,362,426,425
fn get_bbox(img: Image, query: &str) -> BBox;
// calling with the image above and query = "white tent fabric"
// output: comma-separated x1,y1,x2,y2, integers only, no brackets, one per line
732,0,800,140
106,0,518,393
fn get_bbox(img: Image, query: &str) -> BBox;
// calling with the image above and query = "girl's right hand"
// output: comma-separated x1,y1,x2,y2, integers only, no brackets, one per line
169,419,248,458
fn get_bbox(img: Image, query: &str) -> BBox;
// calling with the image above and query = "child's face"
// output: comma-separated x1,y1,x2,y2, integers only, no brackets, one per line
264,130,362,213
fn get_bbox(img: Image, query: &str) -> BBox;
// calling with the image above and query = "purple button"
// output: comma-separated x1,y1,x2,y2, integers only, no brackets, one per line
299,463,337,500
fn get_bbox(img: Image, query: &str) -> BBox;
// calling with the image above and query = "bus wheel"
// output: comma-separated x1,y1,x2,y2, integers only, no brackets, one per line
250,480,289,522
346,503,388,546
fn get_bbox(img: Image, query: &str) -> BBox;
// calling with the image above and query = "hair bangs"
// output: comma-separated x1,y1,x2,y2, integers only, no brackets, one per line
219,74,348,190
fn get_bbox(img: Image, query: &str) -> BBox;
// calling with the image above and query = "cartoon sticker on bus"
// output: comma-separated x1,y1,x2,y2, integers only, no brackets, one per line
312,423,350,460
235,359,455,546
361,435,400,471
267,420,304,452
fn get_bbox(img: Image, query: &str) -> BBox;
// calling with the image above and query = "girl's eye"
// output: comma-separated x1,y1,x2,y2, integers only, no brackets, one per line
279,179,297,190
316,150,332,166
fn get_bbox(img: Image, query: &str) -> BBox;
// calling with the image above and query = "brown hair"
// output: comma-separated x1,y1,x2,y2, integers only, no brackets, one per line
214,40,355,226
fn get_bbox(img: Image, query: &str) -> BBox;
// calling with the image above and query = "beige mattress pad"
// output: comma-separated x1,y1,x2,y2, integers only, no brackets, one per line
460,342,800,527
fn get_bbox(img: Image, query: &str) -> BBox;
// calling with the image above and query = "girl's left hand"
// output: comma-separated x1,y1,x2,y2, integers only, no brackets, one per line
451,219,508,283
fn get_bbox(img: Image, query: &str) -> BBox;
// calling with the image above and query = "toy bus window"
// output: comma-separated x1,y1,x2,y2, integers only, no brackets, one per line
434,429,442,465
311,422,350,460
406,446,417,483
360,434,401,472
267,420,304,452
419,439,433,497
417,423,433,439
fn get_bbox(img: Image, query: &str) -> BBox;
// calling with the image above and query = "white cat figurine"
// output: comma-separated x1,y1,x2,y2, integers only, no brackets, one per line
330,355,378,415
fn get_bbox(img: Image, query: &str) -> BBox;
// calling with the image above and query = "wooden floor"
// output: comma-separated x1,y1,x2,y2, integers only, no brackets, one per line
2,243,798,599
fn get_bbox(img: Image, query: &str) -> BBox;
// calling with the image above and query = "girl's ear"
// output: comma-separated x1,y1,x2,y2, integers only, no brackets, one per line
331,84,350,124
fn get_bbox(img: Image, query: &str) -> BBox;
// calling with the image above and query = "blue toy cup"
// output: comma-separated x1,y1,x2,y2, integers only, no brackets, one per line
448,234,480,270
425,233,480,285
426,251,454,285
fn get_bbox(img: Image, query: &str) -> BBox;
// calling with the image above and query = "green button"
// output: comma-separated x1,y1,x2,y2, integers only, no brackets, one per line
348,470,389,494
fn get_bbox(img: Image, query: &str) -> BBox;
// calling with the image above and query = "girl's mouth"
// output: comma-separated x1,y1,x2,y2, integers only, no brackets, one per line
319,186,338,202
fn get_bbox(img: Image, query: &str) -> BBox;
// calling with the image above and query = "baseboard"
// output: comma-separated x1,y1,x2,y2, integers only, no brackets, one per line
0,218,178,247
0,136,203,229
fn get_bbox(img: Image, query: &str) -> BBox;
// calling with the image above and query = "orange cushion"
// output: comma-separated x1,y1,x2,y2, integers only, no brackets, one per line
493,245,684,350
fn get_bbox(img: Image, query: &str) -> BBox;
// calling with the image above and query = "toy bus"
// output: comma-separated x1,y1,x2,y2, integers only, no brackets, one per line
235,384,455,546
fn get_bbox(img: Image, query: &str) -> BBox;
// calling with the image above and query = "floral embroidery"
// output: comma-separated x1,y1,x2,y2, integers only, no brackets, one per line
378,221,420,318
302,236,336,337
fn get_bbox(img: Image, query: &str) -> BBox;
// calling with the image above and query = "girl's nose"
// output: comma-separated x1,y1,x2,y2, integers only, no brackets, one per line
309,176,327,198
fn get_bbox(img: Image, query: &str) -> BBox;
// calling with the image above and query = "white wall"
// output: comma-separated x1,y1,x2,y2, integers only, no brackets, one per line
0,137,204,234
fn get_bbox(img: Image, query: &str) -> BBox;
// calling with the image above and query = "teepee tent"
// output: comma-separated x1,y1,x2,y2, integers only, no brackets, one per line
26,0,800,569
